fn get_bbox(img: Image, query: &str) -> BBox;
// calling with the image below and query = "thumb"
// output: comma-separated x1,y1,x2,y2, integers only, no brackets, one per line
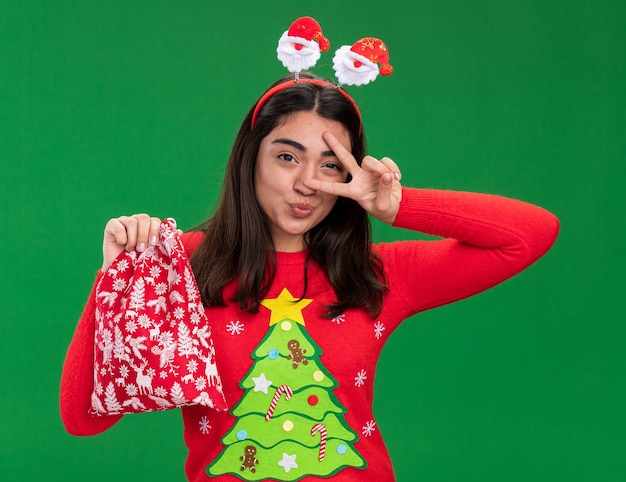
374,172,394,213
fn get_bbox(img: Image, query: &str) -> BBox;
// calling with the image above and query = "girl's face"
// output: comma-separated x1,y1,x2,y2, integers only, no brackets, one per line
254,110,350,252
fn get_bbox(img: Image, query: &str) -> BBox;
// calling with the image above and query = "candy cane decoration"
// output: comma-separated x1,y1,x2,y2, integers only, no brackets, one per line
311,423,327,461
265,385,293,421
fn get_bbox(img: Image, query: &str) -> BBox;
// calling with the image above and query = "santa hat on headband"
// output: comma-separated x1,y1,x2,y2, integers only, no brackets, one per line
277,16,330,73
333,37,393,86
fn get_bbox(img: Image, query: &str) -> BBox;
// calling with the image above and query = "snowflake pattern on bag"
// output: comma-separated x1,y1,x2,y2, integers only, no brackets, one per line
90,218,228,416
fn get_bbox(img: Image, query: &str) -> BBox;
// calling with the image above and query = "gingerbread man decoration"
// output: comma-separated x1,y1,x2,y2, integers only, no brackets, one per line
240,445,258,473
287,339,308,369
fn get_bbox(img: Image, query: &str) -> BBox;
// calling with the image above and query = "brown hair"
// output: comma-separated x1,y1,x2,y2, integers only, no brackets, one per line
190,73,387,318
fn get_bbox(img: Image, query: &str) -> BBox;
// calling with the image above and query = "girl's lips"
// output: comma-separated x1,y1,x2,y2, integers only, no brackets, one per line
289,203,314,217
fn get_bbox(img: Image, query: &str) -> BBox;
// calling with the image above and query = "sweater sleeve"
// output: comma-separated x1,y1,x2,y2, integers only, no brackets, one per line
59,273,123,436
378,187,560,320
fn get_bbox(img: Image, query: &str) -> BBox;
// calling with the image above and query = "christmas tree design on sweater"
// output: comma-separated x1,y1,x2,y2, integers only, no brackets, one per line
207,288,366,480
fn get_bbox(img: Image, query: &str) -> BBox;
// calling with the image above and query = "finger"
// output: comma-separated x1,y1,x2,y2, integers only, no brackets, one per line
102,217,131,271
104,218,129,246
322,131,359,173
134,213,153,252
374,172,394,213
121,216,139,251
361,155,393,176
148,217,161,246
380,156,402,180
303,178,352,198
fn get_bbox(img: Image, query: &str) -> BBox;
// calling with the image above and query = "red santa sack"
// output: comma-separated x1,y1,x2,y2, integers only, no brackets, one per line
90,218,228,415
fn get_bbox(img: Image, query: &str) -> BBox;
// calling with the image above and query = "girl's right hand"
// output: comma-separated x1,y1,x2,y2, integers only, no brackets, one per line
102,214,162,271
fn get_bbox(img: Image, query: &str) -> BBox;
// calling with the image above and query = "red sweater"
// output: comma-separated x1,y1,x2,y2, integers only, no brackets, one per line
60,188,559,481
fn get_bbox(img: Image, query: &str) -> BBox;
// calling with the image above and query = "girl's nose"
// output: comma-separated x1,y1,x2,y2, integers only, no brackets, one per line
294,165,317,196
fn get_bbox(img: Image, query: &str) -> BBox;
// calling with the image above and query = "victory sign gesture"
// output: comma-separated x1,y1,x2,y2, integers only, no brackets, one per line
304,131,403,225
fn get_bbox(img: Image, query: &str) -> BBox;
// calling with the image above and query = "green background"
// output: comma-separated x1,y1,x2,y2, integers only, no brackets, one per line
1,0,624,480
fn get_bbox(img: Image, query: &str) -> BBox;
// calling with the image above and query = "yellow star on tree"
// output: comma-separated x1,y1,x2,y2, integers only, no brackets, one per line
260,288,313,326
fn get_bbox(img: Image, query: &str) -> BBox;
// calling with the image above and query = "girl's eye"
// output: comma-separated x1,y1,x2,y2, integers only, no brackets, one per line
324,162,343,172
278,153,295,162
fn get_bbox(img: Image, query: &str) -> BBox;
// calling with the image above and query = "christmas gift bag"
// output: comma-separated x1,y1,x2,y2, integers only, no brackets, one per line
90,218,228,416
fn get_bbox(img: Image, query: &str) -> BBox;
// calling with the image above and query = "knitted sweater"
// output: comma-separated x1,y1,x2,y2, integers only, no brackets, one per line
60,188,559,481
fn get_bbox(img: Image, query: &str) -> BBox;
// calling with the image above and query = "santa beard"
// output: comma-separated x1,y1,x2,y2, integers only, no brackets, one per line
332,45,380,86
276,32,322,73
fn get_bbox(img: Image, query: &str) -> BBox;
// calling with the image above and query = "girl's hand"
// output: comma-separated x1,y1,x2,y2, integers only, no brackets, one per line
102,214,173,271
304,131,402,224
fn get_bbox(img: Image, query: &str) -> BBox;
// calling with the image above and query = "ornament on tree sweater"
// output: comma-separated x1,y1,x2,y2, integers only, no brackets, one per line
90,218,228,416
206,288,366,481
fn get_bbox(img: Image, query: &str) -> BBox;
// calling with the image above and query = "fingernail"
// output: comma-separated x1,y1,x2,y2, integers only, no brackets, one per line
394,172,402,181
150,235,158,245
137,242,146,252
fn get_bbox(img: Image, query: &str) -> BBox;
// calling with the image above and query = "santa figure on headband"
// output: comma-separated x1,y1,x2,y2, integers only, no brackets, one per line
333,37,394,86
276,16,330,73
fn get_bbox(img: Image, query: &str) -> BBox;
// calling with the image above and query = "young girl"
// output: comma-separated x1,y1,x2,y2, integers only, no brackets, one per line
60,72,559,481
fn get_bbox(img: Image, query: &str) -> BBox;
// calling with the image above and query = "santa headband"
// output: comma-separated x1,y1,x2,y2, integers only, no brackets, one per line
250,16,393,134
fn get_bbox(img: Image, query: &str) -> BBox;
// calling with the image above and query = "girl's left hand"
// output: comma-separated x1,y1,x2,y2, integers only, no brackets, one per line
304,131,402,225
